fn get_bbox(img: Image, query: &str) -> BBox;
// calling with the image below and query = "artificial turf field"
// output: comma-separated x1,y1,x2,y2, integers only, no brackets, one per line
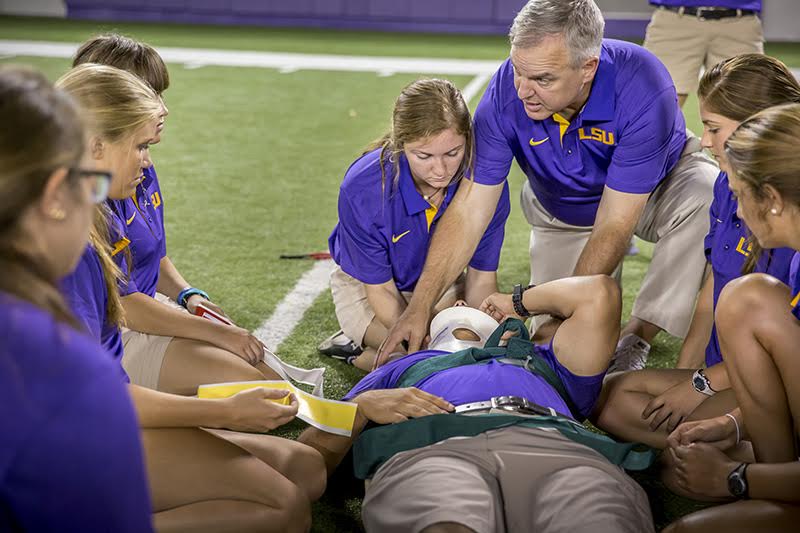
3,15,800,531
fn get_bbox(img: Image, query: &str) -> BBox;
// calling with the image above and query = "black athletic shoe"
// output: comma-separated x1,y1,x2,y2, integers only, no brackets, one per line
318,330,363,362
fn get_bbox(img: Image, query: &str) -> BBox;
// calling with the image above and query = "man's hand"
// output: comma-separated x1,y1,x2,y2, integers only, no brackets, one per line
641,379,707,433
354,388,453,424
667,413,740,451
375,305,431,369
222,388,299,432
479,292,520,322
214,325,265,365
670,442,739,499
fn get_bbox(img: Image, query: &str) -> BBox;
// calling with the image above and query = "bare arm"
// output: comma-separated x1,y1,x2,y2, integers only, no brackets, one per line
298,388,453,475
156,256,189,302
573,186,648,276
676,269,714,369
379,181,505,358
121,292,263,364
463,267,498,308
156,256,227,316
365,280,408,331
129,384,298,432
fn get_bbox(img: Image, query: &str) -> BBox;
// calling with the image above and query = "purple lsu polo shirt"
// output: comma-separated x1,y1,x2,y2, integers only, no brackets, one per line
329,149,510,292
0,292,152,532
61,245,129,378
788,253,800,321
108,165,167,298
473,39,686,227
649,1,761,12
704,172,793,366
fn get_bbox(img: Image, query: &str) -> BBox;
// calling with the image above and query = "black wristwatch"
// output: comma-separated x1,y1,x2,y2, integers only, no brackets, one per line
727,462,749,499
512,284,532,318
692,369,717,397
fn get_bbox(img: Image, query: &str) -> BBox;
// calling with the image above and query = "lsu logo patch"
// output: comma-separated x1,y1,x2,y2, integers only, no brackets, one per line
735,237,752,257
150,191,162,208
578,127,615,146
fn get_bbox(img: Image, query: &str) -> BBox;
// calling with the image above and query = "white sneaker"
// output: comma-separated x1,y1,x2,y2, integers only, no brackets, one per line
607,334,650,374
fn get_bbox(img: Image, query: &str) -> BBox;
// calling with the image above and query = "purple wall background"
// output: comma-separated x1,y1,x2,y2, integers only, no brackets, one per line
64,1,648,39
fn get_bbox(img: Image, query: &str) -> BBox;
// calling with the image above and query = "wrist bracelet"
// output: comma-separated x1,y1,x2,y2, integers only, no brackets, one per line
725,413,741,444
177,287,210,308
512,284,534,318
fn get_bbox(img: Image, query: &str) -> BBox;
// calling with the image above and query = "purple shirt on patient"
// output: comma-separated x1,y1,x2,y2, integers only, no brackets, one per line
343,344,604,420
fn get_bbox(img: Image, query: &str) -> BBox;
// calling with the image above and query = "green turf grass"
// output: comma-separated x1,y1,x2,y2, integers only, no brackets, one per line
4,18,800,531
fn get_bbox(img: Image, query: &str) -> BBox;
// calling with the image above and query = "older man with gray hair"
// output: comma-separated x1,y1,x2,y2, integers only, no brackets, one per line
381,0,718,372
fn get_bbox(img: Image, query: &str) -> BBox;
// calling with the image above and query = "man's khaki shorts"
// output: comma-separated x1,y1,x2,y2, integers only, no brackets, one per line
644,7,763,95
362,425,654,533
330,266,461,346
120,293,179,389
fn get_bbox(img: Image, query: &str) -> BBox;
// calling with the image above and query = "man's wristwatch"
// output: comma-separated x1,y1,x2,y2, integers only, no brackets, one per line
692,368,717,396
727,462,749,499
512,284,533,318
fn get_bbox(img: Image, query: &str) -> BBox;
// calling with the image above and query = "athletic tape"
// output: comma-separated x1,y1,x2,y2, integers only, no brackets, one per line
198,380,358,437
262,347,326,397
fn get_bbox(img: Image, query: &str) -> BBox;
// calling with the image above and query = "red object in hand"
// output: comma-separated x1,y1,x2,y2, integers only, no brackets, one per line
194,302,233,325
279,252,332,260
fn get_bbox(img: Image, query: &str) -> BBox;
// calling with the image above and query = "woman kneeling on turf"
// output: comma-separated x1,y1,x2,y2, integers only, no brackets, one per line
71,34,281,395
324,78,510,371
593,55,800,450
662,103,800,532
57,63,325,532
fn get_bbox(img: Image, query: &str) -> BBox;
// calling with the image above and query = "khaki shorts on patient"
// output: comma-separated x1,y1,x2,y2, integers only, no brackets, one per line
120,293,180,389
330,266,462,346
362,426,654,533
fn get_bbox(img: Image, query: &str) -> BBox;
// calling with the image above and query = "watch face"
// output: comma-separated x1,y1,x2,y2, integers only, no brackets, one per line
693,375,706,391
728,474,746,497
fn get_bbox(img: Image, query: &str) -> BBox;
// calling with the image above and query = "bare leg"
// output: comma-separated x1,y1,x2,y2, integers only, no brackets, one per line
207,429,327,502
620,316,661,344
143,428,311,533
593,370,737,448
157,338,278,395
663,500,800,533
716,274,800,462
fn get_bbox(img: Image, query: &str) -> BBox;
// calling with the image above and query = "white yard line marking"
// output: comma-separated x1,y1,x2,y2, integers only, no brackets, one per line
461,73,492,106
0,39,501,76
0,38,498,351
252,259,336,351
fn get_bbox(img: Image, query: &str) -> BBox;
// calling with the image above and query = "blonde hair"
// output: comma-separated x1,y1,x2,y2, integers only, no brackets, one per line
366,78,473,198
56,63,162,326
699,55,800,273
726,103,800,244
0,66,85,326
73,33,170,94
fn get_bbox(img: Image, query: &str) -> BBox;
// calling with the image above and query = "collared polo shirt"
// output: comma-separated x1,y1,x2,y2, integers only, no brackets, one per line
107,165,166,298
106,206,139,297
650,1,761,11
330,149,510,292
0,292,152,532
61,245,128,376
704,172,793,366
473,39,686,227
790,253,800,321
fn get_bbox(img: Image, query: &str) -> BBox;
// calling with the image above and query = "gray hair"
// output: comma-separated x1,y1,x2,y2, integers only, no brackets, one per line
509,0,605,67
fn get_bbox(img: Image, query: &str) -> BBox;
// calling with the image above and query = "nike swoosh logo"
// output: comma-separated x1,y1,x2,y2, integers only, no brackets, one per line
392,230,411,243
126,212,137,225
529,137,549,147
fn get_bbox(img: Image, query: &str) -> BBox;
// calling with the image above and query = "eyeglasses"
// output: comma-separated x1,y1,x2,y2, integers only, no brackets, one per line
70,168,112,204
